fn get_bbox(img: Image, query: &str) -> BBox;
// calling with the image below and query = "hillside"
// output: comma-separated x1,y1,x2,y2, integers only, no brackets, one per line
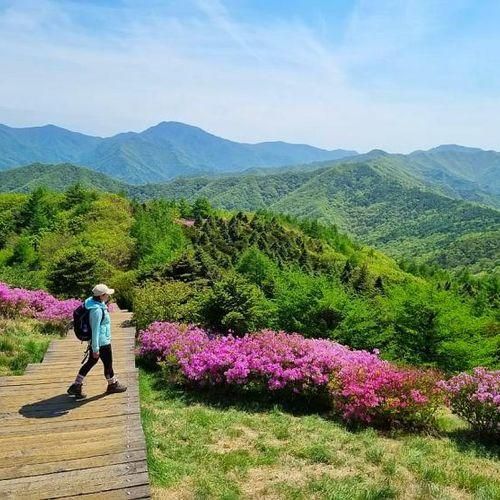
341,148,500,208
1,190,498,498
1,162,498,272
243,148,500,209
1,189,497,373
0,122,355,183
0,163,127,193
133,163,500,271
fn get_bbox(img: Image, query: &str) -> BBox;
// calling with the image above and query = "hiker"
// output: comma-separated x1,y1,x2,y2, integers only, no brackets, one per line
67,284,127,399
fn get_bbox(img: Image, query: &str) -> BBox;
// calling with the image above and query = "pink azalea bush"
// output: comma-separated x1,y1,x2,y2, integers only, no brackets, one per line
439,368,499,435
138,321,209,364
138,322,443,428
0,282,80,330
329,361,443,427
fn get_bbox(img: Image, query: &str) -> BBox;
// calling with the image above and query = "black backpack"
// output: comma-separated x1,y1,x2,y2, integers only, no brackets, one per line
73,302,104,342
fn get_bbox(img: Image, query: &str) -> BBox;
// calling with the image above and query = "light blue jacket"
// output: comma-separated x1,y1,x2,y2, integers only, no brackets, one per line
84,297,111,353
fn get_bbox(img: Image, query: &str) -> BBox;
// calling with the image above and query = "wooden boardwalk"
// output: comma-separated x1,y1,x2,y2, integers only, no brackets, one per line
0,309,151,499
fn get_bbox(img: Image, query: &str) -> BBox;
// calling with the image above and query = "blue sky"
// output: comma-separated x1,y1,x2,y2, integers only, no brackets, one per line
0,0,499,152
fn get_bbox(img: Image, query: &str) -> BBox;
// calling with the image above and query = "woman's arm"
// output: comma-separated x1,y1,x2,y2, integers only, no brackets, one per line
89,308,103,353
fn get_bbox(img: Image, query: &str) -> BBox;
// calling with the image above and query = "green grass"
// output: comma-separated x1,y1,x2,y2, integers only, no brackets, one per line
139,368,500,500
0,318,57,375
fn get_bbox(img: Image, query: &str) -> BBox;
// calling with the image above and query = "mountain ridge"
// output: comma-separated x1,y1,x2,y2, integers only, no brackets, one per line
0,121,357,183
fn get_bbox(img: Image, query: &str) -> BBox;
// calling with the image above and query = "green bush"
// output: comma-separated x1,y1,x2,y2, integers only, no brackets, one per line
200,272,271,335
47,247,111,299
109,269,138,311
0,318,52,376
133,280,201,331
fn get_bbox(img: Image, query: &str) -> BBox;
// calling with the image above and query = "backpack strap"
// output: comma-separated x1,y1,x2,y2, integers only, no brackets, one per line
81,344,91,364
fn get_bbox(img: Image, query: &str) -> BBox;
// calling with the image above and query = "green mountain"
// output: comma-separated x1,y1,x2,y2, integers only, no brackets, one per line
132,163,500,272
0,122,356,184
243,147,500,209
0,124,100,165
0,163,127,193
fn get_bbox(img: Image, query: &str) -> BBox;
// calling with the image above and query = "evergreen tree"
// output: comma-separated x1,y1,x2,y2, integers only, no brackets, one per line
192,197,212,220
21,187,53,234
352,263,371,294
47,248,109,298
201,272,269,335
340,260,354,284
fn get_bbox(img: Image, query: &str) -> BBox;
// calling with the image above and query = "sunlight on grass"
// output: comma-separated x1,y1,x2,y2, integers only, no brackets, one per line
139,368,500,500
0,318,55,375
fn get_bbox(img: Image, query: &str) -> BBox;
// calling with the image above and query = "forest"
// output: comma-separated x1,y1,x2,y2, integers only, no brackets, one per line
0,185,498,374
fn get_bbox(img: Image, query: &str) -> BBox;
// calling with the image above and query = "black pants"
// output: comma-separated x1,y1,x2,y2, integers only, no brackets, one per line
79,344,114,379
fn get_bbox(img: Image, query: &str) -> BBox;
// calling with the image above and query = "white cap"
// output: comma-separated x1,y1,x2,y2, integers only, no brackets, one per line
92,284,115,296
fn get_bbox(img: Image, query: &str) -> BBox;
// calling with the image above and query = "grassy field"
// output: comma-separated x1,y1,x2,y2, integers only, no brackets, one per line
0,318,57,375
139,368,500,500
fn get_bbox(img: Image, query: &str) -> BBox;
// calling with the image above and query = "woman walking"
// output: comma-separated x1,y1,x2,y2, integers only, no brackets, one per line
67,284,127,400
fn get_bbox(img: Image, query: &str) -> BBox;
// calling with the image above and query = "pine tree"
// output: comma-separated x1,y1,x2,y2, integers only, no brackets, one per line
374,276,385,293
340,260,354,284
352,263,371,294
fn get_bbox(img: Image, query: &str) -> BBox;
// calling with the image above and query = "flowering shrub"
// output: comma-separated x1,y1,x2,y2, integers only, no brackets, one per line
439,368,499,435
138,321,209,363
0,282,80,331
329,361,443,427
138,322,443,427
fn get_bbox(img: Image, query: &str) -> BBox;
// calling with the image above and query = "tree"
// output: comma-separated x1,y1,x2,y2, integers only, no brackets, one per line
21,187,53,234
47,247,109,298
352,263,371,294
63,183,96,210
340,259,354,285
192,197,212,220
236,246,278,296
201,272,269,335
177,198,192,218
8,236,38,268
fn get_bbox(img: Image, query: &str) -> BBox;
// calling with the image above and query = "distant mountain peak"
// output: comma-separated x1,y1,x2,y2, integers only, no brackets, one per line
143,121,208,134
365,149,389,157
428,144,480,153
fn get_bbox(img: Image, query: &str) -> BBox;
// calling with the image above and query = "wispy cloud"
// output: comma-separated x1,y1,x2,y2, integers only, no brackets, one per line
0,0,499,152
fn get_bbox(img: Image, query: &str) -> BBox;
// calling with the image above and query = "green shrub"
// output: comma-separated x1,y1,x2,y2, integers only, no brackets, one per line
133,280,201,330
200,272,271,335
110,269,138,311
0,318,52,376
47,247,111,299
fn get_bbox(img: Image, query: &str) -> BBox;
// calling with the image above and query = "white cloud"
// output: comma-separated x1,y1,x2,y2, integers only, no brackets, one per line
0,0,498,152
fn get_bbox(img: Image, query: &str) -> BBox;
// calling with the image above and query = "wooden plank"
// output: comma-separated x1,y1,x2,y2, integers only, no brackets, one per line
0,423,144,449
0,371,138,385
60,484,151,500
0,384,139,399
0,449,147,480
0,437,146,468
0,376,138,392
0,393,139,412
0,403,140,422
0,414,141,436
0,463,149,499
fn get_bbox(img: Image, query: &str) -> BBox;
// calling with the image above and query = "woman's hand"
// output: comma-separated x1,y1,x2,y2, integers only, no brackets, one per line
92,351,100,359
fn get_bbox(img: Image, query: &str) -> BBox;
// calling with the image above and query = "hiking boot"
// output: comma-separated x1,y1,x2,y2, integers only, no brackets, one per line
106,381,127,394
67,383,87,400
